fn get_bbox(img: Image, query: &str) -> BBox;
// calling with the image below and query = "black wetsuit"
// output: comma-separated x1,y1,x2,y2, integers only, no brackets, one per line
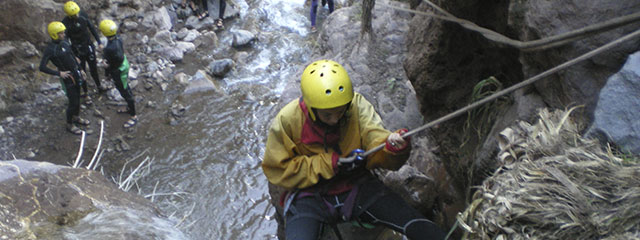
62,10,102,92
39,39,83,124
104,35,136,116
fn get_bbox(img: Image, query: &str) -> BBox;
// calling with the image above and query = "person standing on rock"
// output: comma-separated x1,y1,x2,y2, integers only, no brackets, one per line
99,19,138,128
62,1,107,102
39,21,91,135
310,0,333,32
261,60,445,239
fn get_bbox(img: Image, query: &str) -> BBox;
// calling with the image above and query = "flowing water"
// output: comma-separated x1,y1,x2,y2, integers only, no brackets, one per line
137,1,324,239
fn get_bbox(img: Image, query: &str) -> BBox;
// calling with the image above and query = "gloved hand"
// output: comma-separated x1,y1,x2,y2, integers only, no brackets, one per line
338,149,366,172
386,128,410,152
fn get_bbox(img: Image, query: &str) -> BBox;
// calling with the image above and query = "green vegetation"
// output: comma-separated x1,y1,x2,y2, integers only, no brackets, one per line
460,76,510,148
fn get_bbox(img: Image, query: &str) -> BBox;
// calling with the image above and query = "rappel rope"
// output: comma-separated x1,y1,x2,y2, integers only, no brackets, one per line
341,27,640,163
382,0,640,51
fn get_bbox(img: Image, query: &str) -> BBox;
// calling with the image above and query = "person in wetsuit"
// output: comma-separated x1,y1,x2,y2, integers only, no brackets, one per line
39,21,91,135
262,60,446,240
99,19,138,128
62,1,106,101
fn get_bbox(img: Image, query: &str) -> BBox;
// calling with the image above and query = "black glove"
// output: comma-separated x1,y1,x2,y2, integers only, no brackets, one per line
338,149,365,172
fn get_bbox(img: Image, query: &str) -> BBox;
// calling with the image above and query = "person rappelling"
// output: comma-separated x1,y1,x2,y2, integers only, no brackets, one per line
262,60,446,239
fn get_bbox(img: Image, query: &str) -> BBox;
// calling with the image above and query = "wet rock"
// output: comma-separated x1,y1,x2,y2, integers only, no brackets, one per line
176,7,193,20
177,28,201,42
185,15,214,30
114,7,139,20
142,6,173,31
183,70,218,94
170,102,186,117
0,44,17,67
123,20,139,31
0,126,4,135
129,66,140,80
194,31,218,48
174,72,190,85
0,160,166,239
147,61,160,73
508,0,640,115
587,51,640,155
40,82,61,93
144,81,154,90
207,58,234,77
176,41,196,54
231,30,256,47
146,101,157,109
163,47,184,62
107,89,125,102
116,136,131,152
151,30,175,51
233,51,249,65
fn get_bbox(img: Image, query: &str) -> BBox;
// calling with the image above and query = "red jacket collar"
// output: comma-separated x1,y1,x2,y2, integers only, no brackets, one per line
299,99,341,146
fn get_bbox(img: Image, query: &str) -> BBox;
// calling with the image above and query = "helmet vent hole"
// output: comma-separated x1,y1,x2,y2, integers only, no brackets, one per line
325,89,331,95
320,73,324,77
310,70,315,74
339,86,344,92
332,70,336,74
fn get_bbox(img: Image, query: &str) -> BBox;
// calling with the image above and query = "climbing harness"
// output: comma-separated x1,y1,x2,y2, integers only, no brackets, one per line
341,27,640,164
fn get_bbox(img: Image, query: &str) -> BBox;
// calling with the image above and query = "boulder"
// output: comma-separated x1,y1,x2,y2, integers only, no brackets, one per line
231,30,256,48
207,58,234,77
587,51,640,155
183,69,220,94
0,160,184,239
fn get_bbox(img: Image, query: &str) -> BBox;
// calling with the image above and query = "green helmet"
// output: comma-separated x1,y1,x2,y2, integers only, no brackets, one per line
300,60,354,121
47,21,66,40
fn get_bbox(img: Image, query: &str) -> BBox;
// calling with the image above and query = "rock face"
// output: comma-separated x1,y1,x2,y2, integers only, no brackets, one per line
508,0,640,117
0,160,183,239
587,51,640,155
404,0,640,198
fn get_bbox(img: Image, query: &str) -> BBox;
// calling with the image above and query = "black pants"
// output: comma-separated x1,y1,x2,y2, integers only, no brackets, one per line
218,0,225,19
107,68,136,116
107,69,136,116
74,44,101,92
285,178,445,240
62,73,82,124
198,0,225,18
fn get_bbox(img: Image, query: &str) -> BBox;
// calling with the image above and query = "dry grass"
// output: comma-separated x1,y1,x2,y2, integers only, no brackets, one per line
458,107,640,240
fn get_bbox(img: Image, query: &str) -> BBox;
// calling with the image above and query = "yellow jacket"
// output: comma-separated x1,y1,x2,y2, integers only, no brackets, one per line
262,92,411,190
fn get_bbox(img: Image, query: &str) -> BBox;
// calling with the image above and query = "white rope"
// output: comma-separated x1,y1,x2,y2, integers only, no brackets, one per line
380,0,640,51
352,27,640,159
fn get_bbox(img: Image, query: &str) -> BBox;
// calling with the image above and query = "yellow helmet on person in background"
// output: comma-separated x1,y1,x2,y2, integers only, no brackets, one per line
99,19,118,37
63,1,80,17
300,60,354,121
47,21,66,40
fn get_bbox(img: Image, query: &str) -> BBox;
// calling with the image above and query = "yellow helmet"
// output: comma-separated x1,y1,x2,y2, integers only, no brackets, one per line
300,60,353,121
99,19,117,37
47,21,66,40
63,1,80,17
